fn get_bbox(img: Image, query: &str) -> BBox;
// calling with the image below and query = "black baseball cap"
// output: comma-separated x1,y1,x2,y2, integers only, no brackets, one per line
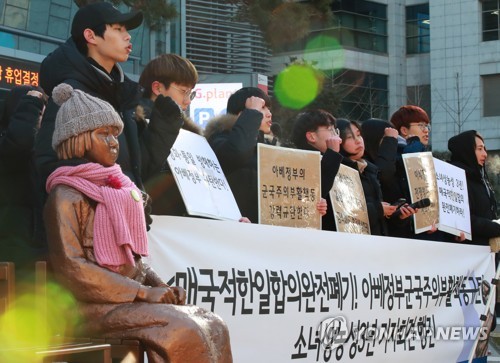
71,2,143,38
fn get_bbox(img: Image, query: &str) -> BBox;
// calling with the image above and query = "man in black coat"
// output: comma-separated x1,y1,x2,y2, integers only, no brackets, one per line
291,109,343,231
448,130,500,245
204,87,273,223
35,3,183,231
35,2,181,192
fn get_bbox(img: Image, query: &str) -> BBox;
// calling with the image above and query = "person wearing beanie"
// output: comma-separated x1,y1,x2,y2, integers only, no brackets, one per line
43,83,233,363
204,87,273,222
0,85,47,281
291,109,343,231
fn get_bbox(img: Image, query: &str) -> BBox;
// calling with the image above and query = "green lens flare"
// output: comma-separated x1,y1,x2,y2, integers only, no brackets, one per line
275,64,321,109
304,35,344,71
0,281,80,362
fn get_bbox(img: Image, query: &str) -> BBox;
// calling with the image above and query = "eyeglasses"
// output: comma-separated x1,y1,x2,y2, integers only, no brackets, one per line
170,85,197,101
409,123,431,132
315,127,340,136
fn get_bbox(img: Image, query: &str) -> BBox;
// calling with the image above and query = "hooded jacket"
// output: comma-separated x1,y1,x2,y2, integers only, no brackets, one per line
204,109,267,223
361,119,411,237
448,130,500,245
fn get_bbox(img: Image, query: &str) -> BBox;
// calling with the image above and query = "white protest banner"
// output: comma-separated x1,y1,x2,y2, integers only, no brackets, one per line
167,129,241,220
402,152,439,233
257,144,321,229
330,164,370,234
148,216,495,363
433,157,472,240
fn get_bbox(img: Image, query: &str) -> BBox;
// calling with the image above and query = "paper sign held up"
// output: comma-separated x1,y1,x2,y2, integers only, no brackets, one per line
403,152,471,239
330,164,370,235
257,144,321,229
167,129,241,221
403,152,439,233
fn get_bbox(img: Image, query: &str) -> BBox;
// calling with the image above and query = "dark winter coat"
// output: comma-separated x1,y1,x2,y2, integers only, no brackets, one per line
35,38,182,232
0,90,46,271
138,97,203,216
448,130,500,245
35,38,146,188
361,120,412,238
383,136,424,204
296,142,343,231
342,158,387,236
204,110,267,223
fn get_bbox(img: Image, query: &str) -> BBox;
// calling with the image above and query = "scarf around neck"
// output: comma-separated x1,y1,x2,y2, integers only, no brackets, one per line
46,162,148,270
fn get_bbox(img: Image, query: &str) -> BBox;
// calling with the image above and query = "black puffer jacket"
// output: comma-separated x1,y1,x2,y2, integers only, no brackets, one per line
295,142,342,231
361,119,411,238
35,38,144,187
138,97,201,216
35,38,182,232
341,158,388,236
448,130,500,245
204,110,267,223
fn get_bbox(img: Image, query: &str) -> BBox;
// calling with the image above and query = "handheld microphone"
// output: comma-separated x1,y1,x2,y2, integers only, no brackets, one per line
391,198,431,218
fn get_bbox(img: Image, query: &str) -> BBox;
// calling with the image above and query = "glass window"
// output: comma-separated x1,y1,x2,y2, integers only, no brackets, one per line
331,0,388,54
0,1,153,77
482,0,500,41
483,74,500,116
406,4,430,54
4,4,27,29
334,69,388,121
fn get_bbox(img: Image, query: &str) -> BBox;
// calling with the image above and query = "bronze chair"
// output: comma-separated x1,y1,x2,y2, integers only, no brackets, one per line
35,261,145,363
0,261,112,363
0,262,15,315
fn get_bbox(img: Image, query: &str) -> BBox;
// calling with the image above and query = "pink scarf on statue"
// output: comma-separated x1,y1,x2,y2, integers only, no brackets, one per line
46,163,148,270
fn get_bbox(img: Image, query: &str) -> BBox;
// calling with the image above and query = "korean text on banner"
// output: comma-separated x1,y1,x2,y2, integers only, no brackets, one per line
330,163,370,234
167,129,241,220
402,152,439,233
257,143,321,229
148,216,495,363
433,157,472,239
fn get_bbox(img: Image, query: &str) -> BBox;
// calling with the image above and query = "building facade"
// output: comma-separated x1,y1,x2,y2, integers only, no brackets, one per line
271,0,500,156
0,0,270,90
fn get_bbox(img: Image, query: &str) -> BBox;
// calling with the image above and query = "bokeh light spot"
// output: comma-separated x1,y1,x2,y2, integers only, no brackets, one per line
304,34,345,73
0,281,80,362
274,64,321,109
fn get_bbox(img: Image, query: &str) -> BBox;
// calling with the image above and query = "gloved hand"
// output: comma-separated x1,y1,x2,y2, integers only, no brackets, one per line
154,94,184,128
